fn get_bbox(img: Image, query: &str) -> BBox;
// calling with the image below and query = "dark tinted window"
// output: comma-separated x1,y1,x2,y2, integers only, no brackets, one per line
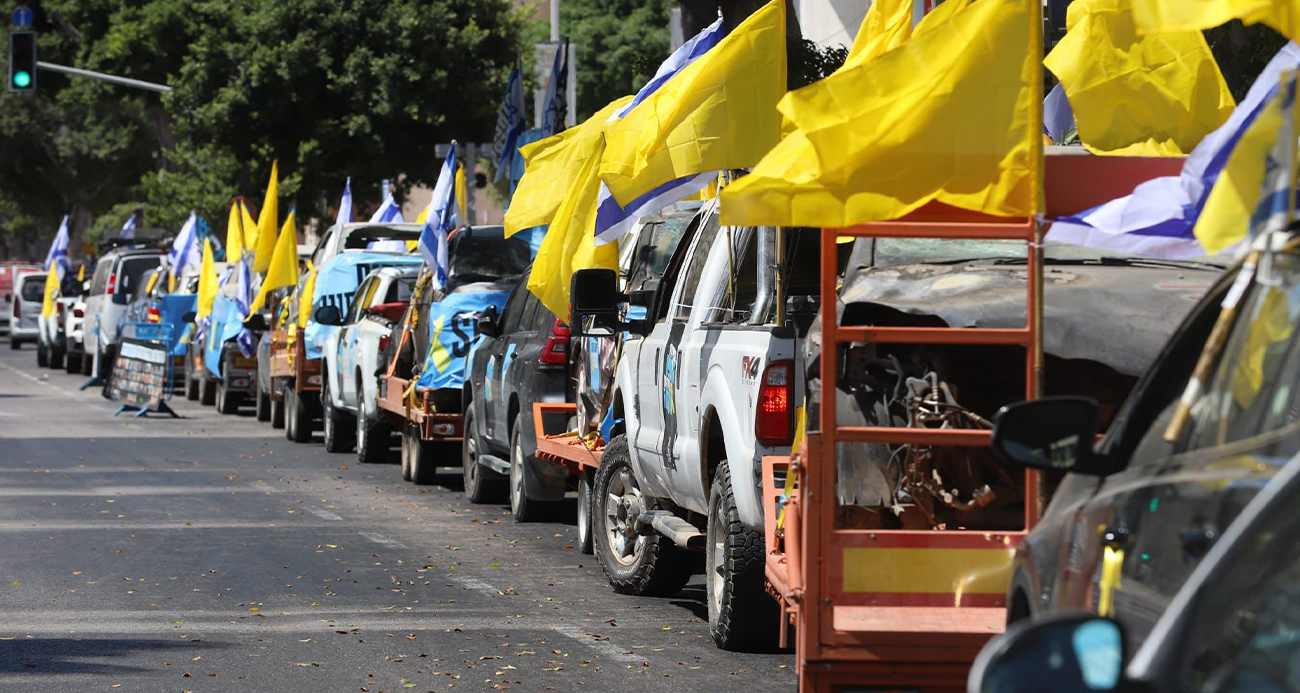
500,281,530,334
384,274,418,303
117,257,164,302
673,212,722,321
447,227,531,286
20,276,44,301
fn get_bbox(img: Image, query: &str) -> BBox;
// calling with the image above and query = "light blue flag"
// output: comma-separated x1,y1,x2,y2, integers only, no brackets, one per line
119,211,137,240
592,15,725,246
493,63,526,184
44,215,70,279
168,211,201,279
419,144,458,290
1044,82,1075,145
1047,42,1300,258
336,178,353,226
301,251,422,359
414,289,512,392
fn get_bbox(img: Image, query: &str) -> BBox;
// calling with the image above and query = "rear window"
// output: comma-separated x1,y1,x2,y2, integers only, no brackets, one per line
20,276,45,301
118,257,164,299
447,229,532,285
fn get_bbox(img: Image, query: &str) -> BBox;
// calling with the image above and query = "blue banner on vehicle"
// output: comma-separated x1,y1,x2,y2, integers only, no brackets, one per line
204,293,242,378
303,252,422,360
158,293,198,356
415,290,510,392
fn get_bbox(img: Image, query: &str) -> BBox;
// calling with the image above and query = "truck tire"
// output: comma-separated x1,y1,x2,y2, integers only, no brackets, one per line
410,428,437,485
321,377,354,453
577,472,594,555
592,435,694,597
36,343,48,368
707,462,780,652
65,351,82,374
509,416,550,522
9,338,18,350
462,406,504,503
356,397,390,464
271,383,286,429
200,374,217,406
49,347,64,370
82,350,94,375
184,358,199,400
286,386,312,443
400,425,415,482
217,379,243,415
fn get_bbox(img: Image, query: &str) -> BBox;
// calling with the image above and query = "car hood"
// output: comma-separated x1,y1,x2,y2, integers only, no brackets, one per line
828,261,1219,376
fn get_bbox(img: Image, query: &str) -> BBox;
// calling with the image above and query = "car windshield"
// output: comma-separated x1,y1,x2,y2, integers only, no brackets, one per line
447,228,531,284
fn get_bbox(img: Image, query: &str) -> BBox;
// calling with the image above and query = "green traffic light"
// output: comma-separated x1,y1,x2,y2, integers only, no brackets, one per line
12,71,31,88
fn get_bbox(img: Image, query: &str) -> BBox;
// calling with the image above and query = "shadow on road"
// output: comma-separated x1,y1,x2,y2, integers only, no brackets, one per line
0,637,228,676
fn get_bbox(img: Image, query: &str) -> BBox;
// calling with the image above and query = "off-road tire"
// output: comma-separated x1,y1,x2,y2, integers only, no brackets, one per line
36,343,48,367
200,374,217,406
217,379,243,415
8,338,18,350
254,377,271,421
462,406,505,503
49,348,64,370
286,386,312,443
322,377,354,453
400,425,415,482
410,429,437,485
706,462,780,652
65,351,81,374
592,435,694,597
270,385,285,429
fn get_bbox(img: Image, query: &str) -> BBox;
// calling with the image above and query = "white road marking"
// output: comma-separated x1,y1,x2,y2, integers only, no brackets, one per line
0,485,267,497
254,481,278,493
553,624,642,662
0,360,104,411
357,530,406,548
304,506,343,521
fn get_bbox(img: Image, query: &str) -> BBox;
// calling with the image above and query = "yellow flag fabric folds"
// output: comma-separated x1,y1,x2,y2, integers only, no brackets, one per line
240,201,259,253
847,0,913,66
249,210,299,315
225,201,245,264
722,0,1041,228
253,161,280,273
196,238,218,321
527,137,619,320
297,268,317,329
915,0,971,35
1133,0,1300,43
504,96,633,236
1044,0,1233,157
455,164,469,225
600,0,786,205
41,267,58,318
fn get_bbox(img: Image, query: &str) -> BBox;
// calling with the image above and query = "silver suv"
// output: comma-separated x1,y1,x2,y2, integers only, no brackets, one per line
83,248,165,376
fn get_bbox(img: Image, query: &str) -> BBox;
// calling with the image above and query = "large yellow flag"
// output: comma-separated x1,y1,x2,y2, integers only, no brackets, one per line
240,201,259,252
196,238,218,321
41,267,59,318
1133,0,1300,43
915,0,971,34
1045,0,1233,157
504,96,633,236
253,161,280,273
528,137,619,320
721,0,1040,228
600,0,786,206
225,201,245,264
846,0,913,67
249,210,299,315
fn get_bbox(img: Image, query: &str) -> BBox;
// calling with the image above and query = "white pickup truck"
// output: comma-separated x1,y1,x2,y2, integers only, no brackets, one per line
570,200,826,652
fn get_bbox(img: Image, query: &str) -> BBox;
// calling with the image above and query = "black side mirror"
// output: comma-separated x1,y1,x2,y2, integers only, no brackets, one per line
991,396,1102,474
314,305,343,326
570,269,621,337
478,305,501,339
181,311,197,324
969,614,1125,693
244,313,268,332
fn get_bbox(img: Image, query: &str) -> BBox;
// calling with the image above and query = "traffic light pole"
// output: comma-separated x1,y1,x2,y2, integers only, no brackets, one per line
36,61,171,93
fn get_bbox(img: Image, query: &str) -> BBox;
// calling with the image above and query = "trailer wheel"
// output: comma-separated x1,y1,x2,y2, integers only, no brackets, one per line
36,342,48,368
462,405,504,503
356,396,390,464
577,472,594,555
707,462,780,652
254,376,271,421
322,377,354,453
286,386,312,443
200,374,217,406
400,424,415,482
65,351,82,375
593,435,694,597
409,427,437,485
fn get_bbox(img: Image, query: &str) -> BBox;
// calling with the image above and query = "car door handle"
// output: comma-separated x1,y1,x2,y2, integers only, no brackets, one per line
1181,528,1217,560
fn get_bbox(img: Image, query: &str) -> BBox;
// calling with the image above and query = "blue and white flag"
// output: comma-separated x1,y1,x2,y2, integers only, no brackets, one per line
1044,82,1076,145
368,179,404,224
419,143,459,290
168,211,201,277
119,211,137,240
44,216,70,279
540,41,569,138
591,15,725,246
1047,42,1300,258
336,178,354,226
233,255,257,357
493,63,526,184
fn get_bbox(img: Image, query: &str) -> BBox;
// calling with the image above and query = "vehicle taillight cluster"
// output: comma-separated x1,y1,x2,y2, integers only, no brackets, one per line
146,305,162,323
106,272,117,296
755,360,794,446
73,307,84,318
56,302,66,326
539,318,570,365
378,334,389,355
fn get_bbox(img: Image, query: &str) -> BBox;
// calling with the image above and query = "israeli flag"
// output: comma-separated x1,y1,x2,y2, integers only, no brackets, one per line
368,179,405,223
168,211,201,278
1044,83,1075,145
492,63,526,184
419,144,458,290
592,16,725,246
540,42,569,137
1248,71,1298,242
336,178,353,226
119,211,137,240
44,215,70,279
233,255,257,357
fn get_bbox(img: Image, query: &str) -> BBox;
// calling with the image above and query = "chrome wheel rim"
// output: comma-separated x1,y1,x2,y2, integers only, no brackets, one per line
577,477,591,544
708,499,725,614
603,467,645,567
510,439,524,513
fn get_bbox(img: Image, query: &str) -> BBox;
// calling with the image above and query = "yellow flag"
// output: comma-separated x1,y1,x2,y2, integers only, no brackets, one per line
77,264,84,282
41,267,59,318
1133,0,1300,43
240,201,259,252
528,137,619,320
297,268,318,329
455,164,469,225
1193,79,1292,254
915,0,971,34
196,238,218,321
1045,0,1233,157
846,0,913,66
721,0,1041,228
249,209,299,315
600,0,786,206
253,161,280,273
225,201,245,264
504,96,634,236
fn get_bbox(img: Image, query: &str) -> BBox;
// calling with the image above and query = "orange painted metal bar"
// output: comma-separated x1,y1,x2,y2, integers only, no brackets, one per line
835,427,991,447
828,219,1036,241
531,402,604,470
837,326,1031,346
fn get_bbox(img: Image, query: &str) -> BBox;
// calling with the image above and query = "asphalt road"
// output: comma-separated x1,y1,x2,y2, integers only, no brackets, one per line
0,345,794,692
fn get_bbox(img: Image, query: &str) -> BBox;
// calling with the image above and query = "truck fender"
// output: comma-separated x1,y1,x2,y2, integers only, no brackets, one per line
700,372,764,532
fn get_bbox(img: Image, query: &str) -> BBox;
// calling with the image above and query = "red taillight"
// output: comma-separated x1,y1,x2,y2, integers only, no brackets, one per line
73,307,84,318
106,272,117,295
539,318,570,365
755,360,794,447
377,334,389,355
146,305,161,323
57,302,66,326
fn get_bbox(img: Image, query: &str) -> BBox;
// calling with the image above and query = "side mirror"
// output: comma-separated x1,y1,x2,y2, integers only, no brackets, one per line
969,615,1124,693
244,313,268,332
991,396,1102,474
181,311,197,325
570,269,621,337
478,305,501,339
314,305,343,326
